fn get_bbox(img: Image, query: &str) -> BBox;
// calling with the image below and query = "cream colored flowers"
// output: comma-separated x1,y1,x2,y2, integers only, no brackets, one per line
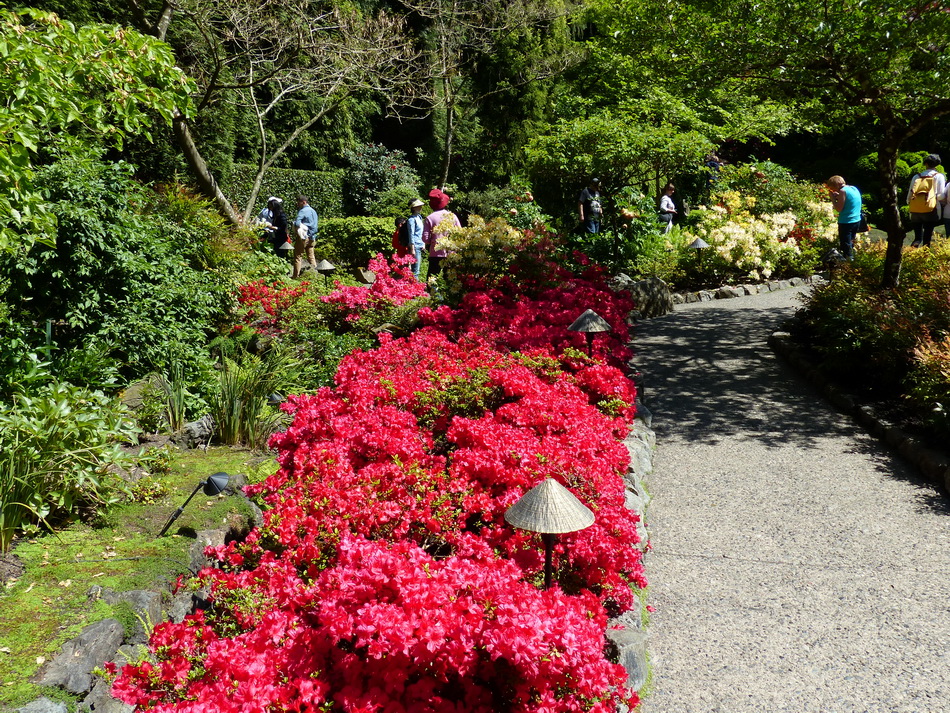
441,216,523,289
684,192,834,281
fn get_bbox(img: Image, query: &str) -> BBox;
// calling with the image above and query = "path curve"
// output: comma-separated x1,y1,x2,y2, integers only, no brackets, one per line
635,286,950,713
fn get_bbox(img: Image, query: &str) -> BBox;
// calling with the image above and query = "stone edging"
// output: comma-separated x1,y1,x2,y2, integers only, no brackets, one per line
769,331,950,495
608,401,656,706
672,274,824,304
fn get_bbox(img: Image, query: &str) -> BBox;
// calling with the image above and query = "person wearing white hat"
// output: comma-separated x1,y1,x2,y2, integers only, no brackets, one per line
406,198,426,278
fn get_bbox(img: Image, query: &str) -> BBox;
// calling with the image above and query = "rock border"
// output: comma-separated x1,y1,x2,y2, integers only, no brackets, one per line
671,274,825,305
607,400,656,705
19,481,263,713
769,331,950,496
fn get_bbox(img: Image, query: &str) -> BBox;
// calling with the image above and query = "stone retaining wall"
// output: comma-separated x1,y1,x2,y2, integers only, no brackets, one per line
608,401,656,705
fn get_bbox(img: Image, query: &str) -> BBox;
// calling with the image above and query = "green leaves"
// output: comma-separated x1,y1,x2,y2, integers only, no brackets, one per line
0,8,195,254
0,377,138,552
524,110,712,215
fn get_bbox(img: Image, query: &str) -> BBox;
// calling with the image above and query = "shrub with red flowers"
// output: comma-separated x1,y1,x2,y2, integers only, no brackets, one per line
235,279,311,336
112,235,645,712
111,537,630,713
419,269,635,371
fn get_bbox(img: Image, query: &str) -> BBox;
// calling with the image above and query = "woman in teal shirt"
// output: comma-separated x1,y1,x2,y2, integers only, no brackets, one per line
826,175,862,260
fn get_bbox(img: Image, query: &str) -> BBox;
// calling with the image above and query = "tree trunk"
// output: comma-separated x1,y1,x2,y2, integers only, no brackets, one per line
877,130,905,289
172,113,241,226
439,77,455,187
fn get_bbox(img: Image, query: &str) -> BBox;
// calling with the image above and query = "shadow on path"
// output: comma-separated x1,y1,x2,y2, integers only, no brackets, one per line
634,292,948,513
637,289,950,712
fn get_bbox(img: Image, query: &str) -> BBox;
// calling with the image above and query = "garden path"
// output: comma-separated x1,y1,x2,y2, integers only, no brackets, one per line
634,285,950,713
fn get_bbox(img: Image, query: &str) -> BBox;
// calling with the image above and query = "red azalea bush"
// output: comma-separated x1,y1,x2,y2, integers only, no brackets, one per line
113,239,645,712
419,267,634,371
110,537,629,713
236,279,311,336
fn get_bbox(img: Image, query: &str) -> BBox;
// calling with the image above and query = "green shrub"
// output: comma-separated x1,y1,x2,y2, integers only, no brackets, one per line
343,143,420,215
794,241,950,416
565,192,666,276
223,164,344,219
316,217,394,267
0,153,244,384
279,294,376,389
712,160,821,217
369,185,423,221
456,183,551,232
0,376,137,551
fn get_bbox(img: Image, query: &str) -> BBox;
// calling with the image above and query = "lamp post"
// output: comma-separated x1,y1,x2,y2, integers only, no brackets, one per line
688,236,709,280
315,259,335,289
568,309,612,357
156,472,230,538
821,247,845,279
504,478,595,589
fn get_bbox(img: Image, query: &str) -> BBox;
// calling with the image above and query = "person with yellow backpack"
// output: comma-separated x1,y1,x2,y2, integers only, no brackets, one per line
906,154,945,248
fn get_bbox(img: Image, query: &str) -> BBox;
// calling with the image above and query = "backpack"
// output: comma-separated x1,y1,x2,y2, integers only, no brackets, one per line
398,217,412,247
909,174,937,213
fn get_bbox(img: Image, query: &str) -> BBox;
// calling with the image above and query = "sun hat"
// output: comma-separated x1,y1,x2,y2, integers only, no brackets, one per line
428,188,450,210
267,196,283,204
409,198,425,209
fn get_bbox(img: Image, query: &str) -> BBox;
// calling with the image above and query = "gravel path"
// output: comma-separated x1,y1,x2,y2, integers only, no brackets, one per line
634,286,950,713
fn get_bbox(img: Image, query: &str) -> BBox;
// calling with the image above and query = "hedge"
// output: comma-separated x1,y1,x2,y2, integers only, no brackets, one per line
315,216,394,268
224,164,344,219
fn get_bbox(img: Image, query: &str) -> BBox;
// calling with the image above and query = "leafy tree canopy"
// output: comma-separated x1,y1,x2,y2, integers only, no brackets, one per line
524,111,712,219
0,7,194,253
608,0,950,285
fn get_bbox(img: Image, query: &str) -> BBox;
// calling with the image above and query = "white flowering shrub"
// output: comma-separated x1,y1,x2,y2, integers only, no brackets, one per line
438,216,524,297
682,191,837,283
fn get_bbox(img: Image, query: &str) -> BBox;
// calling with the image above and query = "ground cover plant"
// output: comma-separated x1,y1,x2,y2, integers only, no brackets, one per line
0,447,264,710
109,230,646,712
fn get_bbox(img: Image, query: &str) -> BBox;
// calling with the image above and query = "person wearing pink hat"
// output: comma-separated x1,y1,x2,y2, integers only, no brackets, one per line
422,188,460,280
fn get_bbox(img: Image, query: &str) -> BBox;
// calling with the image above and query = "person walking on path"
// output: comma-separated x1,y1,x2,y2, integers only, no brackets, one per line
906,153,945,247
578,178,603,234
825,175,862,260
423,188,460,280
634,287,950,712
659,183,677,234
292,194,318,278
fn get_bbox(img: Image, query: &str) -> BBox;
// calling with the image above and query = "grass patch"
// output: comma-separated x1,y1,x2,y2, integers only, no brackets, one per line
0,446,271,710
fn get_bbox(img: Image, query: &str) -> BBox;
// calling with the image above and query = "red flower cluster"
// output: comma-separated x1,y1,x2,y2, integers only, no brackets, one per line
786,221,816,245
236,279,310,336
111,538,627,713
113,251,644,712
419,267,635,370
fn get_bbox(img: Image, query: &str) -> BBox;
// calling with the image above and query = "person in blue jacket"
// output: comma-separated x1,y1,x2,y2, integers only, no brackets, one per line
826,175,862,260
292,194,319,278
406,198,426,278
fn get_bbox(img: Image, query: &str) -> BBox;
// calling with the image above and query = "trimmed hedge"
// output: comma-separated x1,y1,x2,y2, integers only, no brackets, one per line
316,216,394,268
224,164,344,219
